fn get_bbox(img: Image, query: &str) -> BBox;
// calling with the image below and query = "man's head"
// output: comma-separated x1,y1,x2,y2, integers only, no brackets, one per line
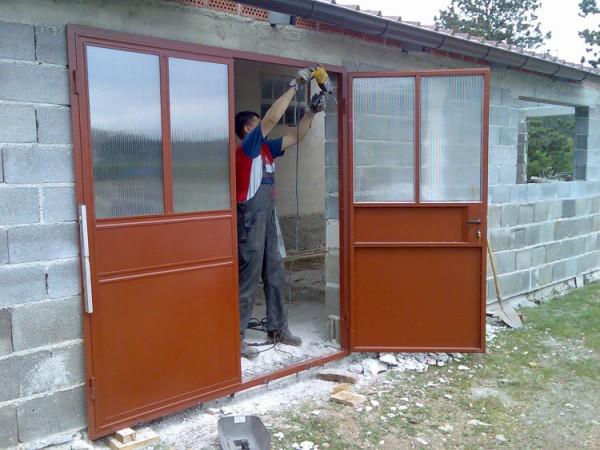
235,111,260,139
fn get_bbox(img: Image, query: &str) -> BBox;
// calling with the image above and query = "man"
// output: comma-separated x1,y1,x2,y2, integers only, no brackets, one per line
235,67,326,360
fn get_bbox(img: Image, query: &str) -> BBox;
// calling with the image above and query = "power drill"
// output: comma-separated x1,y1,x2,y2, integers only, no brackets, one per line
311,65,334,96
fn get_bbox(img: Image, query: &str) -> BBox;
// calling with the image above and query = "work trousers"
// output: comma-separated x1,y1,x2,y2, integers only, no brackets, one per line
237,184,287,337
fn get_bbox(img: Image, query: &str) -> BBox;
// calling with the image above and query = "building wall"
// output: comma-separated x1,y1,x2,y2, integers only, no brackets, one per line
0,0,598,446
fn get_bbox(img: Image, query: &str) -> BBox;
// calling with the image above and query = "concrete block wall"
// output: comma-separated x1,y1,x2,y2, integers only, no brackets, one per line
0,21,86,448
487,181,600,302
324,79,340,320
488,87,519,186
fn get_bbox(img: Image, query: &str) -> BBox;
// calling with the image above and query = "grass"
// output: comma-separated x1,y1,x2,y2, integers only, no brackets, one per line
267,282,600,449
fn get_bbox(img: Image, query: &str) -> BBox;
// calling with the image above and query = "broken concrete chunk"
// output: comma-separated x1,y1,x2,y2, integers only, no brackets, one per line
332,383,353,394
467,419,491,427
107,428,160,450
330,390,367,406
379,353,398,366
348,362,364,374
362,358,388,377
438,424,454,433
115,428,136,444
316,369,358,384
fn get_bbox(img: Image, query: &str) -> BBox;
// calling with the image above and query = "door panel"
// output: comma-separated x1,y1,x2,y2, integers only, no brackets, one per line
77,39,240,436
350,69,489,352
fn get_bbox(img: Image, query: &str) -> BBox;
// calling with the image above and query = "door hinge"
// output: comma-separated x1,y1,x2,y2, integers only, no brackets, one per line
71,69,78,95
89,377,96,400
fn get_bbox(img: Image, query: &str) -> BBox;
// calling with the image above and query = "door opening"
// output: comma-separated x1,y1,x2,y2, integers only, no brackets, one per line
233,60,342,380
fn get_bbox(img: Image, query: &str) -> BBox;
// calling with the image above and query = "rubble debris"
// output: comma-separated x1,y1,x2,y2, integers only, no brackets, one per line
316,369,358,384
496,434,508,442
330,390,367,406
332,383,353,394
415,437,429,445
467,419,491,427
273,432,285,440
438,424,454,433
107,428,159,450
347,362,364,374
379,353,398,366
362,358,388,376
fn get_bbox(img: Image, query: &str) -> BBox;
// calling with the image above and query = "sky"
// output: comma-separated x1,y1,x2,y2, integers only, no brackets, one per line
351,0,600,66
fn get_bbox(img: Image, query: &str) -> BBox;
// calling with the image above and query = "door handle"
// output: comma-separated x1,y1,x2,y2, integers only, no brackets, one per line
78,204,94,314
466,218,481,224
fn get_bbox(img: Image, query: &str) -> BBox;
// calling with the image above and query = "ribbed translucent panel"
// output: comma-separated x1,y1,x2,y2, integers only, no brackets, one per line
87,46,164,218
169,58,231,212
420,75,483,202
353,77,415,202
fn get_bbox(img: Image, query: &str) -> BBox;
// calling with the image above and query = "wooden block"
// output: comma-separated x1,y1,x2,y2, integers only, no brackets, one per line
316,369,358,384
107,428,160,450
330,390,367,407
332,383,353,394
115,428,136,444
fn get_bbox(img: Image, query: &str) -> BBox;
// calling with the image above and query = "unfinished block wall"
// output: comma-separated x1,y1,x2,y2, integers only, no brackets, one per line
0,21,86,447
486,85,600,303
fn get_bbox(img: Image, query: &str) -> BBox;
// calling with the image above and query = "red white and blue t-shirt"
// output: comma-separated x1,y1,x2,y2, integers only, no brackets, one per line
236,126,284,203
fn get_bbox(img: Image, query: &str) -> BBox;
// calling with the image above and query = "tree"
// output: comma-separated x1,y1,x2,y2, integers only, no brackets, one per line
527,116,574,181
579,0,600,67
435,0,551,49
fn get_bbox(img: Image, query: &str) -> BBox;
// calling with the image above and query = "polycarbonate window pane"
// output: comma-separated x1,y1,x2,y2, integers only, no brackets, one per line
420,75,483,202
87,46,164,218
353,77,415,202
169,58,231,212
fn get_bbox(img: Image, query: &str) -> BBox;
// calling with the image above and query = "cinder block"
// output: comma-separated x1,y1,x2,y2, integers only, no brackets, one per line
562,199,576,218
17,386,86,443
11,297,82,351
47,260,82,299
2,146,74,183
0,265,46,308
500,127,518,146
516,249,532,271
325,113,338,140
554,220,576,240
325,166,338,195
525,226,541,246
487,206,501,229
545,242,561,263
489,229,510,252
326,219,339,249
490,105,510,126
36,106,72,144
0,308,12,356
0,350,47,402
0,404,18,448
0,187,39,225
325,194,338,220
509,227,526,250
325,283,340,316
489,185,511,204
539,223,554,243
518,204,534,224
531,246,546,267
325,250,340,284
533,202,550,222
0,104,37,143
325,140,338,167
0,21,34,60
35,25,67,65
500,270,530,297
0,62,69,105
538,265,553,286
492,251,515,274
552,260,568,281
575,198,590,216
20,343,84,397
8,223,79,264
43,186,77,223
501,204,518,227
0,229,7,266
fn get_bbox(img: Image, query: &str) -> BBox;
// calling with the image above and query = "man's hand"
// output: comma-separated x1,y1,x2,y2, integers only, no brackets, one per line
289,67,314,89
308,92,326,115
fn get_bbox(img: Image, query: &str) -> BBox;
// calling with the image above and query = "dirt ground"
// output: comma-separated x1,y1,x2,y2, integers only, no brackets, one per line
264,282,600,450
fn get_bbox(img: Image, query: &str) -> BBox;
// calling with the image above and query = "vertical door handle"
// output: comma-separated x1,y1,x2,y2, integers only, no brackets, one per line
78,204,94,314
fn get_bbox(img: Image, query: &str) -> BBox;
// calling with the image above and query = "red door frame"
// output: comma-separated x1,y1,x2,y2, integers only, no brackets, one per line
347,69,490,352
67,25,349,439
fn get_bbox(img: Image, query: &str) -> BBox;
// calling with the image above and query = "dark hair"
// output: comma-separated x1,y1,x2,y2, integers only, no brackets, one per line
235,111,260,139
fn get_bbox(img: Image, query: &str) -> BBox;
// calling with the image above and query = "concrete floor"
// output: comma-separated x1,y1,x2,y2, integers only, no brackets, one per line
241,256,340,381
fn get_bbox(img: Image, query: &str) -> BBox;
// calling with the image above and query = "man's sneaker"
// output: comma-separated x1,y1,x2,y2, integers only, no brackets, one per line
268,329,302,347
241,341,259,360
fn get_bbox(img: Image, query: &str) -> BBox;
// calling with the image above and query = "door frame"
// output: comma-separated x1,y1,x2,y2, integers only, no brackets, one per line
346,68,490,353
67,24,349,439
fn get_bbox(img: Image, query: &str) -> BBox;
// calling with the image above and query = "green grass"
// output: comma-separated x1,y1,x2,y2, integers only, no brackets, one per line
266,282,600,449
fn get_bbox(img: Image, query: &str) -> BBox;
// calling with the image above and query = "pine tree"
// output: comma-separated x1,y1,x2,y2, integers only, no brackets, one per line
435,0,551,49
579,0,600,67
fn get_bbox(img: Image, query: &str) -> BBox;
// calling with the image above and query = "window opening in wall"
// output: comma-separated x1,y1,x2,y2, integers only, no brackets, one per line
235,60,341,381
261,74,308,126
517,99,581,183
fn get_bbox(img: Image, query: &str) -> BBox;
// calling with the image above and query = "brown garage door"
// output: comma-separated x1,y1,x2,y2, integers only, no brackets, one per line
70,30,240,437
349,69,490,352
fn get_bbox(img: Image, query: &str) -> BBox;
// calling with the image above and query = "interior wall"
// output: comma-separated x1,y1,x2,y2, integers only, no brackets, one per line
234,60,327,251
